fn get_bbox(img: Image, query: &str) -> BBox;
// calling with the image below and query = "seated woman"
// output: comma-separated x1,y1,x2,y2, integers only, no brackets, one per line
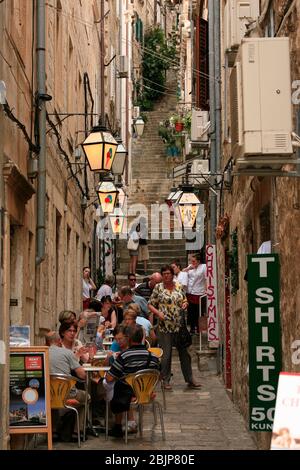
59,321,89,364
100,295,118,330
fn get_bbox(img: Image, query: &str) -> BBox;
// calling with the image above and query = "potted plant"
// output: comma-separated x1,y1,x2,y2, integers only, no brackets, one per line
169,113,184,132
158,120,181,156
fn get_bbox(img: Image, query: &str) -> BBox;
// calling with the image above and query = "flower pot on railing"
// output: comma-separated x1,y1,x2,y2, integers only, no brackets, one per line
175,122,184,132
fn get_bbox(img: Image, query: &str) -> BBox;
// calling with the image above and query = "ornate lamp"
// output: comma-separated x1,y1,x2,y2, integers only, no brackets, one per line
109,207,126,234
133,116,145,137
176,185,201,229
111,136,127,176
81,125,118,172
96,178,119,213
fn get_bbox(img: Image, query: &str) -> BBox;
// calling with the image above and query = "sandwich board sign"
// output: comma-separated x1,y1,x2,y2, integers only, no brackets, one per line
9,346,52,449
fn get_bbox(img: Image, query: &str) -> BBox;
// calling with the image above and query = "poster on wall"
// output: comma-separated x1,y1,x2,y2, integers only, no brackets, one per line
248,253,281,432
270,372,300,450
10,350,47,428
9,325,30,347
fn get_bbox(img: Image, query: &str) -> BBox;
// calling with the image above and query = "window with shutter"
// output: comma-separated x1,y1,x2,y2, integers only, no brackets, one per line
195,17,209,110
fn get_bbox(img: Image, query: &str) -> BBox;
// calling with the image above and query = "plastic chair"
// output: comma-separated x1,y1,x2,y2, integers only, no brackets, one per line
50,374,81,448
124,369,165,444
147,347,166,410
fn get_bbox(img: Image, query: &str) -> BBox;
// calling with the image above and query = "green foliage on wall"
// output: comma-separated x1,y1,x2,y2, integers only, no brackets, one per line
135,27,178,111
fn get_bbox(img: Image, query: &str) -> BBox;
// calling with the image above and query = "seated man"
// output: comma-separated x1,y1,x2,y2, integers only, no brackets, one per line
104,324,160,437
119,286,150,319
46,331,87,441
135,272,162,301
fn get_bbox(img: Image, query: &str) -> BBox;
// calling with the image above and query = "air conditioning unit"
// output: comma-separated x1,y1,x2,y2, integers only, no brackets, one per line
230,38,293,170
133,106,140,119
191,109,209,142
117,56,128,78
189,159,210,185
224,0,260,52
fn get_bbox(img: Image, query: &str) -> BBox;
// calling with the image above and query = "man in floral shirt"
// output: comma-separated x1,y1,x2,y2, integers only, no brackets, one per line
148,265,201,391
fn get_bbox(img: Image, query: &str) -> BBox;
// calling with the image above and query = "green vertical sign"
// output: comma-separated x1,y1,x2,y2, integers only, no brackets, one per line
248,254,281,431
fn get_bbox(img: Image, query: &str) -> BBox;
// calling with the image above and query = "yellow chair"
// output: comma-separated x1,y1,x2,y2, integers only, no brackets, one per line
50,374,81,448
124,369,165,444
148,347,166,410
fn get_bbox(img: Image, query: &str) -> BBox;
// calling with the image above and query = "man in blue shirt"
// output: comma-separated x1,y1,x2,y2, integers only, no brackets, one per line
119,286,149,319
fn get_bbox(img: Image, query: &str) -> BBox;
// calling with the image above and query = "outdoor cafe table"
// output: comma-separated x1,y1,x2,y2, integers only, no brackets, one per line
83,365,111,441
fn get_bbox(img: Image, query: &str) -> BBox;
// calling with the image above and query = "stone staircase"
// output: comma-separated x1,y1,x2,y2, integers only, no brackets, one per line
116,73,187,276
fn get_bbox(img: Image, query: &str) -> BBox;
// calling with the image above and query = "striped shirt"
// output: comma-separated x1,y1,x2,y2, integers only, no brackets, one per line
108,345,160,380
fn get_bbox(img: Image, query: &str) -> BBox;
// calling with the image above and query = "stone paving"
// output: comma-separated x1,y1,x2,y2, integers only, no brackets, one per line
45,342,257,451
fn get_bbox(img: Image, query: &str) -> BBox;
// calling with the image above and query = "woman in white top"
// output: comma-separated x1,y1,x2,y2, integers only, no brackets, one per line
82,266,97,310
170,259,188,291
183,253,207,334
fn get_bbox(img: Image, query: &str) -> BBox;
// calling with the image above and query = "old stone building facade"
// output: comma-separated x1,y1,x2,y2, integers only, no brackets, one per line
217,0,300,449
0,0,174,450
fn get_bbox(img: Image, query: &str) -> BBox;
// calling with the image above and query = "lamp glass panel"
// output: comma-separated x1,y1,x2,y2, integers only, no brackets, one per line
171,190,183,204
178,192,200,205
167,191,176,201
179,204,199,228
117,188,126,208
109,209,126,234
112,150,126,175
103,142,117,171
82,142,104,171
97,191,118,213
134,117,145,136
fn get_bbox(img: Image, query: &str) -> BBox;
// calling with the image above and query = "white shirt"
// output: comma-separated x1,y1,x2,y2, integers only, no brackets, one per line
136,316,152,337
96,284,112,300
187,264,206,296
174,271,188,290
83,279,93,299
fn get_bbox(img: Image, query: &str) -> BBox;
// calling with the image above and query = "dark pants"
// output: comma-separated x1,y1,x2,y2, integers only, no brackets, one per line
187,297,207,332
157,331,193,384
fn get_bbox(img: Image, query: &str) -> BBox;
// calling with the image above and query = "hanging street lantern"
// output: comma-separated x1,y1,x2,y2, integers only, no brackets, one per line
109,207,126,234
176,185,201,229
96,179,119,213
81,125,118,172
133,116,145,137
111,136,127,176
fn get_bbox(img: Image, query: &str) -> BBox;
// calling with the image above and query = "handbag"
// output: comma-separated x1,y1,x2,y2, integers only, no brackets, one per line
127,231,139,251
176,311,192,348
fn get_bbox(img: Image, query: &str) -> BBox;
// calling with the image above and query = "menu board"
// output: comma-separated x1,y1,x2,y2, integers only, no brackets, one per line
9,347,52,449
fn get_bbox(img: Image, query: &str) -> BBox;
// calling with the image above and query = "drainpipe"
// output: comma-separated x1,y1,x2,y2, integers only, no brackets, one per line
100,0,105,125
36,0,46,265
0,0,10,450
214,3,221,176
208,0,216,243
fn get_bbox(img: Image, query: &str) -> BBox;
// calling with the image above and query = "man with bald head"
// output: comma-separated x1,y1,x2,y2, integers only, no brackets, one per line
135,272,162,301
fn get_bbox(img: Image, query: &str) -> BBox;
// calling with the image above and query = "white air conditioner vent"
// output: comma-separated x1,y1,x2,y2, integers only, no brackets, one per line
230,38,293,170
191,109,209,142
189,159,210,185
224,0,260,52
